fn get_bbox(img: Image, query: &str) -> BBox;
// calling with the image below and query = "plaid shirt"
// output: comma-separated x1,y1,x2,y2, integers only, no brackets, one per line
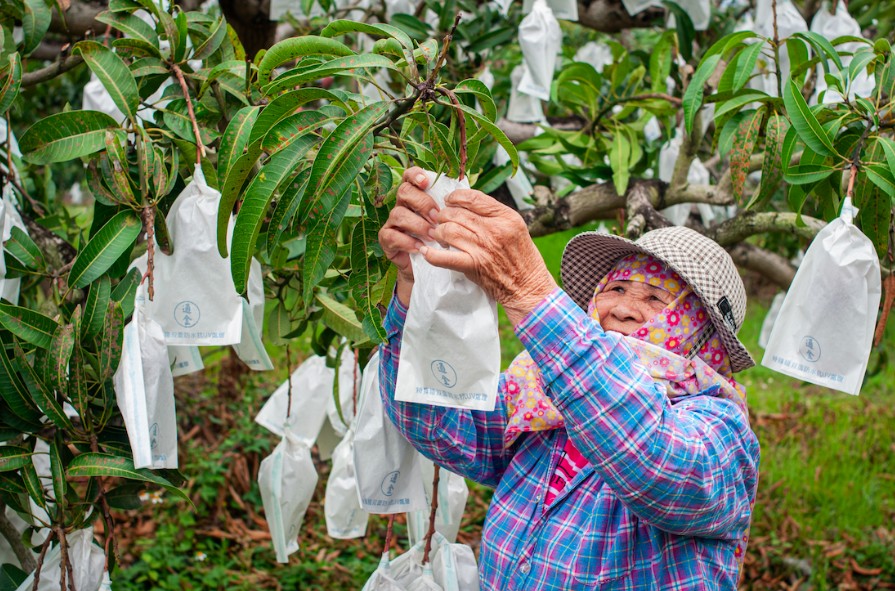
381,288,760,590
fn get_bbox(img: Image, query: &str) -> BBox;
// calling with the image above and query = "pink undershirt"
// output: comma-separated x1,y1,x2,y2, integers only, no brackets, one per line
544,438,590,508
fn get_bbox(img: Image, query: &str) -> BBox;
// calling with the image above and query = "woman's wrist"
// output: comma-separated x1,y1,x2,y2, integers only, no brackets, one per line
504,276,559,327
395,273,414,308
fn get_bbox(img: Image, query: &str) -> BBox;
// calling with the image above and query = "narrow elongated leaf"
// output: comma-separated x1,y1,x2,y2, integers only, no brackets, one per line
14,342,73,431
782,79,835,157
320,20,415,76
230,125,322,294
217,141,263,257
609,126,632,196
349,211,387,343
257,36,355,84
316,293,368,344
74,40,139,120
48,322,75,397
191,16,227,60
98,302,124,381
712,90,772,120
96,12,160,53
865,164,895,198
0,343,42,422
262,54,399,96
21,464,46,511
732,41,765,92
748,114,789,209
683,54,721,134
305,103,388,215
49,438,66,506
23,0,52,56
729,108,764,203
0,53,22,116
111,269,140,319
0,446,32,472
67,453,191,503
4,226,44,270
20,111,121,164
782,163,837,184
454,79,497,125
217,105,259,183
69,344,89,423
198,59,246,97
69,211,142,289
793,31,843,70
0,303,57,349
303,181,353,305
267,168,310,253
878,137,895,175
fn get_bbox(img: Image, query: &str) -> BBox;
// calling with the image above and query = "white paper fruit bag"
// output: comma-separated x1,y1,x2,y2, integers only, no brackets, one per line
113,291,178,469
145,167,242,346
1,185,26,304
15,527,105,591
762,198,881,395
255,355,331,443
395,172,501,411
324,431,368,539
259,433,318,563
810,2,874,104
506,65,545,123
517,0,562,101
523,0,577,21
408,463,469,545
354,351,428,514
232,258,274,371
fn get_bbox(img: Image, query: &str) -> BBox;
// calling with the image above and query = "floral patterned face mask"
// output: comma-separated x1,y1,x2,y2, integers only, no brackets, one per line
503,253,749,449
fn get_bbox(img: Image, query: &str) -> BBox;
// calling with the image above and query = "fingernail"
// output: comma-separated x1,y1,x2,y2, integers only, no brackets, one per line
428,228,437,240
415,174,427,186
428,209,438,222
419,245,429,256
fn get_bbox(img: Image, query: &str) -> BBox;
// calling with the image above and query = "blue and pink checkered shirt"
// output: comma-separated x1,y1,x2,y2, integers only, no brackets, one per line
380,288,760,590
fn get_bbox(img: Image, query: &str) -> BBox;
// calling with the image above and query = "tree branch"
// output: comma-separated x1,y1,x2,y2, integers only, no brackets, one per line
0,503,37,573
706,211,826,246
496,116,587,145
21,54,85,88
49,0,105,37
577,0,665,32
727,242,797,289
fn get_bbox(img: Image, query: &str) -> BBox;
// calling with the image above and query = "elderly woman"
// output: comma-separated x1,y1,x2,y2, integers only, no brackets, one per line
377,167,760,590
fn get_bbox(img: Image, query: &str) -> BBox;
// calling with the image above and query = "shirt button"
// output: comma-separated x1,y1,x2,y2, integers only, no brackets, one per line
520,561,530,574
535,494,542,502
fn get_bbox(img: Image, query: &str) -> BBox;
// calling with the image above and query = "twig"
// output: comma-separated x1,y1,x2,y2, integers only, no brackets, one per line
434,88,467,179
371,92,422,136
873,273,894,347
140,207,156,301
0,503,37,572
593,93,682,128
31,533,54,591
772,0,783,97
427,14,461,86
352,349,359,416
383,514,395,554
286,344,293,418
21,54,85,88
1,172,46,216
421,465,440,565
172,64,205,166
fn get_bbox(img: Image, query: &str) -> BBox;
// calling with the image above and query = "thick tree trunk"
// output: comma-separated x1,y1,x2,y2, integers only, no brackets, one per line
218,0,278,59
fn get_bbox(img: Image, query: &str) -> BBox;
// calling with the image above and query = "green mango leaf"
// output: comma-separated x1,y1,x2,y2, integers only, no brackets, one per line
67,453,192,504
609,125,632,196
21,463,47,511
262,54,399,96
69,211,142,289
731,41,765,93
317,293,368,344
20,111,122,164
748,114,789,209
729,108,764,203
257,35,355,84
251,88,346,146
22,0,52,56
98,301,124,381
105,482,148,510
197,59,247,97
302,181,354,305
782,79,836,158
454,79,497,124
0,342,42,423
793,31,843,71
217,105,259,185
453,102,519,173
267,168,310,253
4,226,44,270
782,163,837,185
111,268,140,319
97,11,160,53
0,446,32,472
229,115,325,294
0,53,22,116
74,40,140,120
877,137,895,175
191,16,227,60
49,437,67,507
320,20,416,76
349,211,387,344
0,303,57,349
48,322,75,398
683,54,721,134
865,164,895,198
14,342,73,431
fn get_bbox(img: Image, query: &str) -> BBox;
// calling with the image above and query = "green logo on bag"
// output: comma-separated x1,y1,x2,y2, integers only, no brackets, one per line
174,301,201,328
799,336,821,362
431,360,457,388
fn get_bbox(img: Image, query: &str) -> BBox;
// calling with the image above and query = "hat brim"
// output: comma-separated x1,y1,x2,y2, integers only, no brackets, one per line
560,232,755,373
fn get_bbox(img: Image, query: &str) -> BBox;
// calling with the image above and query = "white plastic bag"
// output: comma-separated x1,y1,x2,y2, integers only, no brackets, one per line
573,41,613,73
82,73,126,124
506,65,545,123
762,198,881,395
354,351,428,514
324,431,369,539
408,463,469,545
113,292,178,469
145,167,243,346
493,145,534,211
259,433,318,563
362,553,407,591
523,0,578,21
395,172,501,412
810,2,874,104
15,528,105,591
232,258,274,371
621,0,661,17
758,291,786,349
517,0,562,101
270,0,323,19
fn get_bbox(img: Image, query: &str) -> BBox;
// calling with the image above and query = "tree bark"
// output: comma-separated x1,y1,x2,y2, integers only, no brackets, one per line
218,0,278,60
49,0,106,38
577,0,664,32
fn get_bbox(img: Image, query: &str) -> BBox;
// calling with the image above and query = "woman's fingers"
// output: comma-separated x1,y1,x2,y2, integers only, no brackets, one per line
388,205,434,239
430,219,481,253
444,189,509,217
397,182,439,224
402,166,430,189
419,245,475,274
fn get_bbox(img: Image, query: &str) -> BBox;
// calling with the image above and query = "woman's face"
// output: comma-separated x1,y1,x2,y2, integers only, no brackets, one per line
594,280,675,335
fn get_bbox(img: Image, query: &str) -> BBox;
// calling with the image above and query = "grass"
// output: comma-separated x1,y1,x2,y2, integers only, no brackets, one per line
113,227,895,590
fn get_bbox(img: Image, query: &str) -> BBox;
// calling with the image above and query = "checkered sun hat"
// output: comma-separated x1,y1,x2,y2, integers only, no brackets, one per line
560,226,755,372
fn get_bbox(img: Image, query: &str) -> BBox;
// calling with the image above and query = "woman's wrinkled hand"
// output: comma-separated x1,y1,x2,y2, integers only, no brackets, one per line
425,188,558,326
378,167,439,307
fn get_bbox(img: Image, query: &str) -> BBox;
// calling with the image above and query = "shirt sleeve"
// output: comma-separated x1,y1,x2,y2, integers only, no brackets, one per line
516,288,760,538
379,295,515,488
